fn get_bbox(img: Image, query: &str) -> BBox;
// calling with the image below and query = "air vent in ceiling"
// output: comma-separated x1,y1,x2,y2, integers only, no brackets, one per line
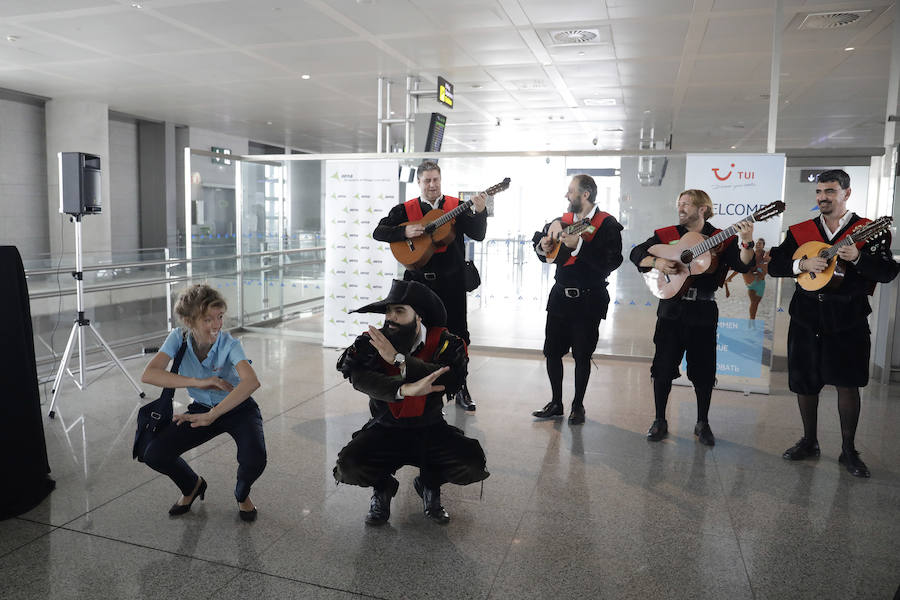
549,29,600,45
509,79,548,90
796,10,871,30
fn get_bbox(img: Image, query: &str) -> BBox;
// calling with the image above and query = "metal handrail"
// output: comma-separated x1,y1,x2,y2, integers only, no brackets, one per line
25,246,325,277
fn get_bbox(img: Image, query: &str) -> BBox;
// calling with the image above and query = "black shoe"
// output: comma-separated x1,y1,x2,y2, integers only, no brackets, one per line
413,476,450,524
568,405,585,425
646,419,668,441
782,438,820,461
365,477,400,525
455,385,476,412
839,449,871,478
169,477,206,516
239,507,258,522
694,421,715,446
532,401,564,419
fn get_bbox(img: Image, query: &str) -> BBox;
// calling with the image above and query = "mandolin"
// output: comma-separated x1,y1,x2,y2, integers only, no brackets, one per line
391,178,510,269
543,218,597,264
643,200,785,299
794,215,893,292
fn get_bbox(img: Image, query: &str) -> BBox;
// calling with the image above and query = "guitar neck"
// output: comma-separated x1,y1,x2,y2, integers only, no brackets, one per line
429,199,474,229
688,215,754,256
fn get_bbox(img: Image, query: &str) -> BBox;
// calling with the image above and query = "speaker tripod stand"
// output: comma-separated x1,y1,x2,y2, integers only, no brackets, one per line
48,215,145,418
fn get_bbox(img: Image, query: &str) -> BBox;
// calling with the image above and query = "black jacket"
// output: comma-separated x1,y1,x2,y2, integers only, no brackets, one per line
532,212,624,318
373,197,487,280
630,222,755,322
768,214,899,332
336,328,467,428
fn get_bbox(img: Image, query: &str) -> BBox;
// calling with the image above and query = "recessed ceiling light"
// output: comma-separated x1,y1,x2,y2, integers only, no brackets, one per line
730,145,737,149
844,46,855,51
643,109,652,114
578,51,585,56
266,121,273,125
131,2,143,8
471,84,482,89
301,74,311,80
6,34,19,43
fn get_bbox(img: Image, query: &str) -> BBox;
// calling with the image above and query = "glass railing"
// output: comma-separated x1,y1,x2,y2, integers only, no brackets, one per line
25,244,325,381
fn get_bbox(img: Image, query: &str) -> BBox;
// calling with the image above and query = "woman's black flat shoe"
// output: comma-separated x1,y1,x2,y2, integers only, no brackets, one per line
168,478,206,516
239,507,258,522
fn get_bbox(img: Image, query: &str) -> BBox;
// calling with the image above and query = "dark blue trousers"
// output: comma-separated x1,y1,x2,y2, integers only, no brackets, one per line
143,398,266,502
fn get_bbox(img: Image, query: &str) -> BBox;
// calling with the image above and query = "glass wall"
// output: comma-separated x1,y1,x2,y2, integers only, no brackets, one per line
221,150,782,395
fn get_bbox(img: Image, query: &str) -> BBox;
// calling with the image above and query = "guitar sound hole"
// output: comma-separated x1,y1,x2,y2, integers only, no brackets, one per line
680,250,693,264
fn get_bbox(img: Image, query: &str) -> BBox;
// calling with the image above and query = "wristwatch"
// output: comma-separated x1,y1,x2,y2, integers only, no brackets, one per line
393,353,406,378
741,240,754,249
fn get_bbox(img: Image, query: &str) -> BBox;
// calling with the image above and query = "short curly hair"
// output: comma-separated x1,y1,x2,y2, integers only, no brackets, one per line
679,189,714,220
174,283,227,327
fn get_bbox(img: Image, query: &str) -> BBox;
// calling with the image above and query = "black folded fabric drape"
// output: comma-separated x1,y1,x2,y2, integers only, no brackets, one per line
0,246,54,519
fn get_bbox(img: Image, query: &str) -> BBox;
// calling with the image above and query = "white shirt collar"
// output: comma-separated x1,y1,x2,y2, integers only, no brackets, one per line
819,210,854,241
577,204,598,220
409,322,427,353
420,196,442,211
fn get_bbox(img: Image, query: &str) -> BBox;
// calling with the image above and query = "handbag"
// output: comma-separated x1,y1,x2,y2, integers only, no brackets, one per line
463,260,481,292
132,338,188,462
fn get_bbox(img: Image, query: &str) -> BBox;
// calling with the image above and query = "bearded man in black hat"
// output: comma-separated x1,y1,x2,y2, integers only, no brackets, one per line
333,280,490,525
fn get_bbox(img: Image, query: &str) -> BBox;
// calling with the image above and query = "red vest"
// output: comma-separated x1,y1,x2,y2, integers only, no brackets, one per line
382,326,449,419
789,217,871,249
404,196,460,254
559,210,610,266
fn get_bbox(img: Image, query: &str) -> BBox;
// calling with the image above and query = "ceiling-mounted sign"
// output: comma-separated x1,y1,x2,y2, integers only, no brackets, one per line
437,76,454,109
211,146,232,165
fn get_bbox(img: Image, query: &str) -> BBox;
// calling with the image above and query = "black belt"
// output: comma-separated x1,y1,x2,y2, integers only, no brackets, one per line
800,290,854,303
680,287,715,301
563,287,590,298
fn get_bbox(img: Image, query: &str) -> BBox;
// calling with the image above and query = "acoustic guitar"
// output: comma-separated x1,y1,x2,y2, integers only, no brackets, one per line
391,178,511,269
543,218,596,264
643,200,785,299
794,215,892,292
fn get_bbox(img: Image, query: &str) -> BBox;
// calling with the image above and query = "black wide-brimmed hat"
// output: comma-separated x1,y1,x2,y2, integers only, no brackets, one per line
351,279,447,327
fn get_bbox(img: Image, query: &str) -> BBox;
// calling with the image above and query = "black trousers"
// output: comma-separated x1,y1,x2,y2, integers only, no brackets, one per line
787,319,871,394
543,311,602,359
651,310,717,387
333,421,489,490
143,398,267,502
404,270,469,345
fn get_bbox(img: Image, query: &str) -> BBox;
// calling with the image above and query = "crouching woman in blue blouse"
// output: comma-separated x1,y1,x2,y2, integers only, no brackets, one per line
141,284,266,521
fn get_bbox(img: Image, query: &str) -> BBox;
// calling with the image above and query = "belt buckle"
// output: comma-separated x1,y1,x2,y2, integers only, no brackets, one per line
423,272,437,281
816,293,825,302
682,287,697,301
564,287,580,298
150,411,161,420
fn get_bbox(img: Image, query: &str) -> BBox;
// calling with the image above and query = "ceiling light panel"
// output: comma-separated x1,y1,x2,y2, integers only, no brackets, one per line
156,1,357,46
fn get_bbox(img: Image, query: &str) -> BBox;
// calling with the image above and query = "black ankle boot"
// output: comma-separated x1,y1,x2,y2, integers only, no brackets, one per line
413,476,450,524
365,476,400,525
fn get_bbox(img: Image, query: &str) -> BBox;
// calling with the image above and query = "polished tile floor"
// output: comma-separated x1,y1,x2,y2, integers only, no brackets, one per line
3,331,900,599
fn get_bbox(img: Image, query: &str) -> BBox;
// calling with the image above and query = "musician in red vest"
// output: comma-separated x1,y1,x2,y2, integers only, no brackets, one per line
531,174,624,424
333,280,490,525
768,169,899,478
630,189,755,446
373,161,487,412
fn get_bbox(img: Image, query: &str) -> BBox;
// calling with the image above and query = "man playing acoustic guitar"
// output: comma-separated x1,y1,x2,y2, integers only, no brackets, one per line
630,189,755,445
768,169,899,477
373,161,487,412
531,174,623,424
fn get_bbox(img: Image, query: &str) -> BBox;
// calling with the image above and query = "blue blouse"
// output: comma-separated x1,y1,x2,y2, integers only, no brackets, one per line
159,327,248,407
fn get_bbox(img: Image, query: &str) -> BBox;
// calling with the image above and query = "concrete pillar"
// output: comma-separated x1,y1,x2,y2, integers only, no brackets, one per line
138,120,178,249
45,99,111,258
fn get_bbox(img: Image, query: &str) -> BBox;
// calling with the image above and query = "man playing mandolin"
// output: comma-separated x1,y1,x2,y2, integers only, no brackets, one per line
531,174,623,424
768,169,899,478
630,189,755,446
373,161,487,412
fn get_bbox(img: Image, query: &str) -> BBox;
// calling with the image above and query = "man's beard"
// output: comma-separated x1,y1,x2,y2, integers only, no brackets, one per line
381,319,418,352
568,198,580,214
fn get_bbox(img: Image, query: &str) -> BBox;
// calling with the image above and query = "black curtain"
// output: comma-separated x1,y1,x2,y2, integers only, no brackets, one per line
0,246,54,519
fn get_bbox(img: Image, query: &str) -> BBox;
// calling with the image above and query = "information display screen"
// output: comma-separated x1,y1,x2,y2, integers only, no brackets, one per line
425,112,446,152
